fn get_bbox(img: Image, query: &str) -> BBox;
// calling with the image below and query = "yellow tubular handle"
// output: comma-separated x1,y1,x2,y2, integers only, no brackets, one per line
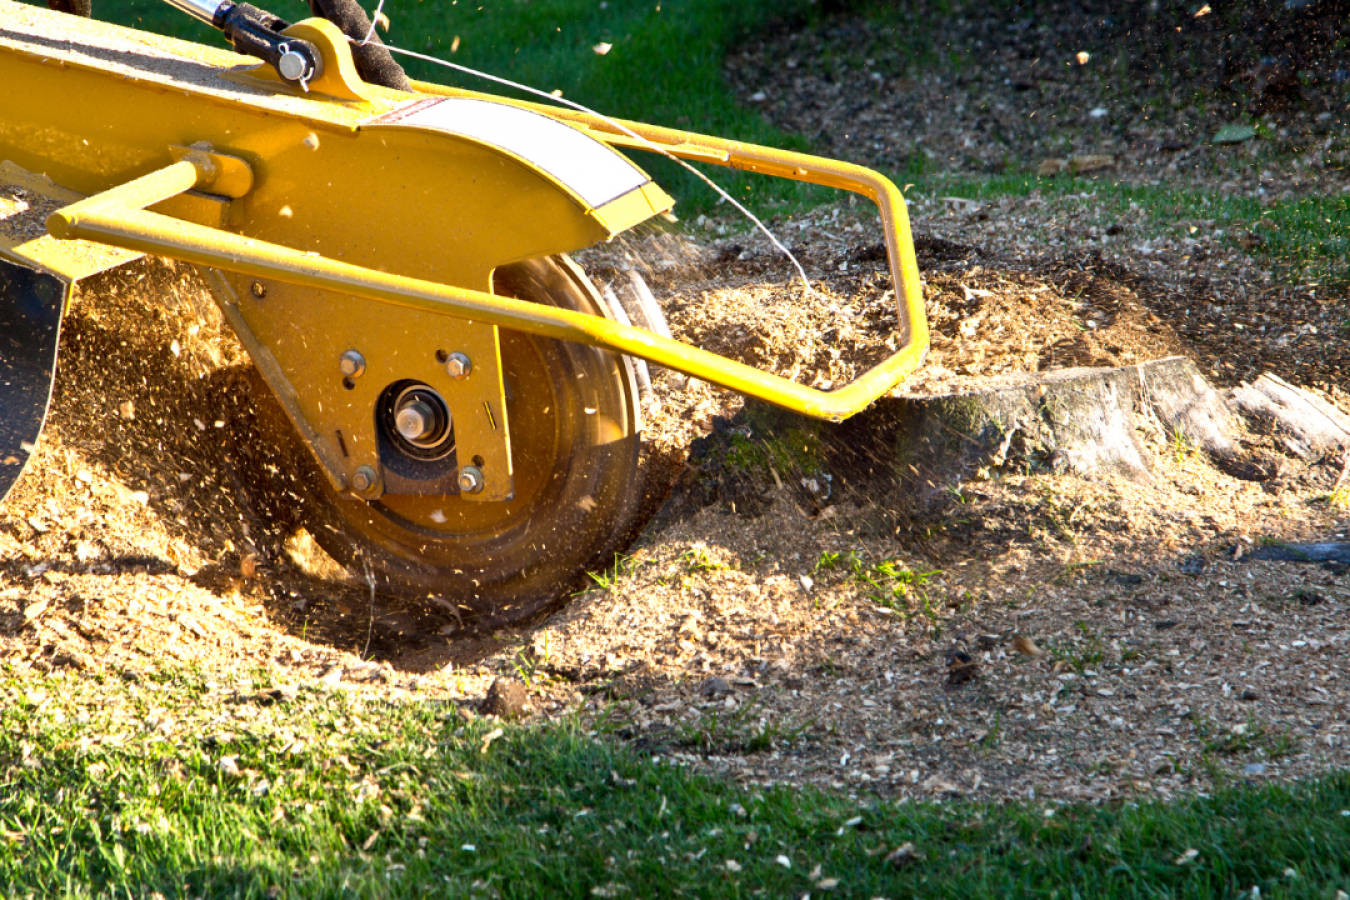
413,83,930,385
50,154,927,423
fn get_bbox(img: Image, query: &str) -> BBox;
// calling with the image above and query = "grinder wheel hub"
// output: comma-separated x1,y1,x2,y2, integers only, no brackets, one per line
381,383,454,459
241,255,643,628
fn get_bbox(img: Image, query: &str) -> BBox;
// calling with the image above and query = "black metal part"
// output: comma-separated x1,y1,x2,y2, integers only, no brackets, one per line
217,2,323,87
0,259,69,504
306,0,411,91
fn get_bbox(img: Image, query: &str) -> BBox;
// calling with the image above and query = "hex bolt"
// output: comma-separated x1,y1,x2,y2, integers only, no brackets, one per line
395,399,437,442
445,352,472,379
339,350,366,379
351,465,377,493
250,281,267,299
457,465,485,494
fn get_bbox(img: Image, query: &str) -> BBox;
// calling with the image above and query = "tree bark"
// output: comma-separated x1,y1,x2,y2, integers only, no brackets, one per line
1230,373,1350,461
887,356,1240,497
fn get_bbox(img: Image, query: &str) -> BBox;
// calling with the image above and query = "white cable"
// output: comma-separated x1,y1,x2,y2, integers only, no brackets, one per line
366,40,817,297
358,0,387,45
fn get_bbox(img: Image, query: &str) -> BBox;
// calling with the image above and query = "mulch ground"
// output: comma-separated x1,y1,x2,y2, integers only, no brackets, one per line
3,0,1350,806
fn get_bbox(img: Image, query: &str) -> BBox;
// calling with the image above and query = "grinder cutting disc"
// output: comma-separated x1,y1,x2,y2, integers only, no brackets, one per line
230,255,645,629
0,258,68,504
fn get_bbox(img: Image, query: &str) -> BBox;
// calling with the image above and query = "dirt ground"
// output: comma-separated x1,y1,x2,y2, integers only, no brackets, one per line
4,4,1350,806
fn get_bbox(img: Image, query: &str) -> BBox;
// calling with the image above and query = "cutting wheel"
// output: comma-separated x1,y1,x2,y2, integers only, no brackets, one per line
258,255,643,627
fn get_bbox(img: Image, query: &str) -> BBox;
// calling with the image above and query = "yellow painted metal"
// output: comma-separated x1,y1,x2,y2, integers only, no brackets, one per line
0,0,684,510
411,82,930,401
167,145,256,198
0,161,143,282
6,0,932,505
42,152,515,504
220,17,386,104
588,182,677,236
50,155,908,423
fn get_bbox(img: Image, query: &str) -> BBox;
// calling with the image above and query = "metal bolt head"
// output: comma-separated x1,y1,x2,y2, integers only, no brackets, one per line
457,465,485,494
445,352,472,379
339,350,366,379
277,49,309,83
351,465,377,493
250,281,267,299
394,400,437,442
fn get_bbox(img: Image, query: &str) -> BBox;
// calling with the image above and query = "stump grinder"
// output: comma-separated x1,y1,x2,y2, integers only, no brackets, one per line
0,0,929,623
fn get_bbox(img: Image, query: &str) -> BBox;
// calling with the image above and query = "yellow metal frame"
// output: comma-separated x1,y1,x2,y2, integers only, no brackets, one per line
48,134,928,424
7,0,927,425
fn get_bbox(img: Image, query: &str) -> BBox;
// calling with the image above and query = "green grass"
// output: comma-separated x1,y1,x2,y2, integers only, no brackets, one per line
1048,620,1108,674
814,550,940,618
8,666,1350,897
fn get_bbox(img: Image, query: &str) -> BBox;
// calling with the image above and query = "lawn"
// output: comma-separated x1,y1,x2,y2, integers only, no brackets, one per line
6,667,1350,898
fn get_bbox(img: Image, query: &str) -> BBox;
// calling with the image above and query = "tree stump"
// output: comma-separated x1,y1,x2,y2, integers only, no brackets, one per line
666,356,1273,519
886,356,1241,498
1231,373,1350,461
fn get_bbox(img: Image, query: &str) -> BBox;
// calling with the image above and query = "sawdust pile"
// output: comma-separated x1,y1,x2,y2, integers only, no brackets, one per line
3,215,1350,804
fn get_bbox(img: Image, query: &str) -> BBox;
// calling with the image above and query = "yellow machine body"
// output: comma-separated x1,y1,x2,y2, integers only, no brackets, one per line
0,1,672,507
0,0,931,618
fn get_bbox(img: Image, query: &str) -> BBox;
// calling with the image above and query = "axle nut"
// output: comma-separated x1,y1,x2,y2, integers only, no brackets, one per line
445,352,472,379
458,465,485,494
351,465,377,493
395,400,438,442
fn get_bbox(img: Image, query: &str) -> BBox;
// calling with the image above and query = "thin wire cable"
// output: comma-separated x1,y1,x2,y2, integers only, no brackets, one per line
358,0,388,45
367,41,816,296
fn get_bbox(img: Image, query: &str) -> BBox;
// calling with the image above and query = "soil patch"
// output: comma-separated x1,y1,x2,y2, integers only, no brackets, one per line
728,0,1350,192
4,217,1349,804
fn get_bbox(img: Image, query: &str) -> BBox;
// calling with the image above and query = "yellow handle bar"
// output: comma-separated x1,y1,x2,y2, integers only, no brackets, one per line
49,141,928,423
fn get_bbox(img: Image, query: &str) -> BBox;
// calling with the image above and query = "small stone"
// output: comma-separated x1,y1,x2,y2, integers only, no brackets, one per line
885,842,920,867
1244,763,1267,776
1178,555,1207,575
1213,123,1258,145
482,678,531,719
1241,688,1259,702
698,676,732,699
